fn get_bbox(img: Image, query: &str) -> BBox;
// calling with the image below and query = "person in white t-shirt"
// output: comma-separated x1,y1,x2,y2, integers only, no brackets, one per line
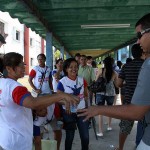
57,58,89,150
28,54,62,150
0,52,79,150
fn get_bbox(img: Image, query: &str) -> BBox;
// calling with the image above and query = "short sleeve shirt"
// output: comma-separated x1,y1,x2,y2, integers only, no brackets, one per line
29,65,52,94
132,58,150,146
119,59,144,103
0,78,32,150
78,65,96,85
57,76,87,112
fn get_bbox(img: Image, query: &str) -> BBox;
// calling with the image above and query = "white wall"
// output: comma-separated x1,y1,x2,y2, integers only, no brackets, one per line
0,11,24,56
0,11,46,73
29,29,43,71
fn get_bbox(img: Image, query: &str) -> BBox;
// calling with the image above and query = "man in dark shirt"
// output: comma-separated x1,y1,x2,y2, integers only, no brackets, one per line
116,44,144,150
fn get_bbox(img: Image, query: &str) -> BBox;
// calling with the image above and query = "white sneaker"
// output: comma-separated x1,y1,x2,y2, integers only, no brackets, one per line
97,133,103,137
107,127,112,131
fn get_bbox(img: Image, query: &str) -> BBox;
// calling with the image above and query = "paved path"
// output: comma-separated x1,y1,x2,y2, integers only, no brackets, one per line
19,76,137,150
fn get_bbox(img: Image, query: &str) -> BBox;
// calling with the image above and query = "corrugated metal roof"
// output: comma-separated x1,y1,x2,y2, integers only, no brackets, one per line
0,0,150,57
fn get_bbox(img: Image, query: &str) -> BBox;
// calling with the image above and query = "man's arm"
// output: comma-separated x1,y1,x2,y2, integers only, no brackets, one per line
78,104,150,121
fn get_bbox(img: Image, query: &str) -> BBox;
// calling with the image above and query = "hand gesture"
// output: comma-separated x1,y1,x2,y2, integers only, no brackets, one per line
77,106,99,121
59,93,79,113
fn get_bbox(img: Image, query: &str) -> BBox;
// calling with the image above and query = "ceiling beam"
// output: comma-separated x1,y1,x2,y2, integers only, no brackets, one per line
20,0,72,56
40,6,150,16
34,0,150,9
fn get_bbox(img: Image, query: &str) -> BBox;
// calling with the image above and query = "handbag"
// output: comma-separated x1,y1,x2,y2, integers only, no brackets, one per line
31,66,48,97
89,69,106,93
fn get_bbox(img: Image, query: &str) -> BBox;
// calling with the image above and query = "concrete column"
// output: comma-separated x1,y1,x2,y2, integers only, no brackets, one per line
118,49,122,61
24,25,29,75
114,51,118,60
41,38,44,54
129,44,133,58
60,46,64,59
46,32,53,70
66,53,70,59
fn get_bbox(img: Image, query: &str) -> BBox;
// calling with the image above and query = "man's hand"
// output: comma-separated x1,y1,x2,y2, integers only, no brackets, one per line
59,93,80,113
77,106,99,121
62,93,80,106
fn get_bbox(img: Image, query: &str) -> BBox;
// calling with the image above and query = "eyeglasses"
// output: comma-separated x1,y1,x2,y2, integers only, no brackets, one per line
137,28,150,39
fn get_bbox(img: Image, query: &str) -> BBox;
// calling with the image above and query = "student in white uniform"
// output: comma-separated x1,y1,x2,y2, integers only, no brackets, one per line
28,54,61,150
0,52,79,150
57,58,89,150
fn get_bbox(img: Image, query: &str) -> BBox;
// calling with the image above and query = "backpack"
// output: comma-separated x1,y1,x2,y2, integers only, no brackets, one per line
89,76,106,93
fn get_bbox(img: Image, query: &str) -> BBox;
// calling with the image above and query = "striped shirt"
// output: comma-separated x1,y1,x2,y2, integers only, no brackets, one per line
119,58,144,104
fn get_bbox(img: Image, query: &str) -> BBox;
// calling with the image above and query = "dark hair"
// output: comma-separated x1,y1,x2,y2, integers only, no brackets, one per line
126,58,132,63
91,60,97,68
103,56,113,83
131,44,143,58
87,56,92,60
55,58,63,69
135,13,150,29
56,58,63,65
63,58,78,76
80,55,86,58
3,52,23,71
37,53,46,60
117,61,122,69
0,54,4,73
75,53,81,57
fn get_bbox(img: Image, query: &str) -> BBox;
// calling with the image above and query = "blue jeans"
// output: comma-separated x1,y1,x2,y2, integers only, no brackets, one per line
96,94,114,106
62,110,89,150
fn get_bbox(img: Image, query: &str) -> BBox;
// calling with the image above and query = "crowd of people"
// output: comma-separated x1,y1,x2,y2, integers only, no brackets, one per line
0,13,150,150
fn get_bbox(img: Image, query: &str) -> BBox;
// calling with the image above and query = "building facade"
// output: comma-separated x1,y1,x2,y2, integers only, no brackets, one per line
0,11,45,75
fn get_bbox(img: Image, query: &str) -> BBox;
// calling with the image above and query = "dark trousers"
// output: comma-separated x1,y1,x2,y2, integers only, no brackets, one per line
63,111,89,150
136,121,145,147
